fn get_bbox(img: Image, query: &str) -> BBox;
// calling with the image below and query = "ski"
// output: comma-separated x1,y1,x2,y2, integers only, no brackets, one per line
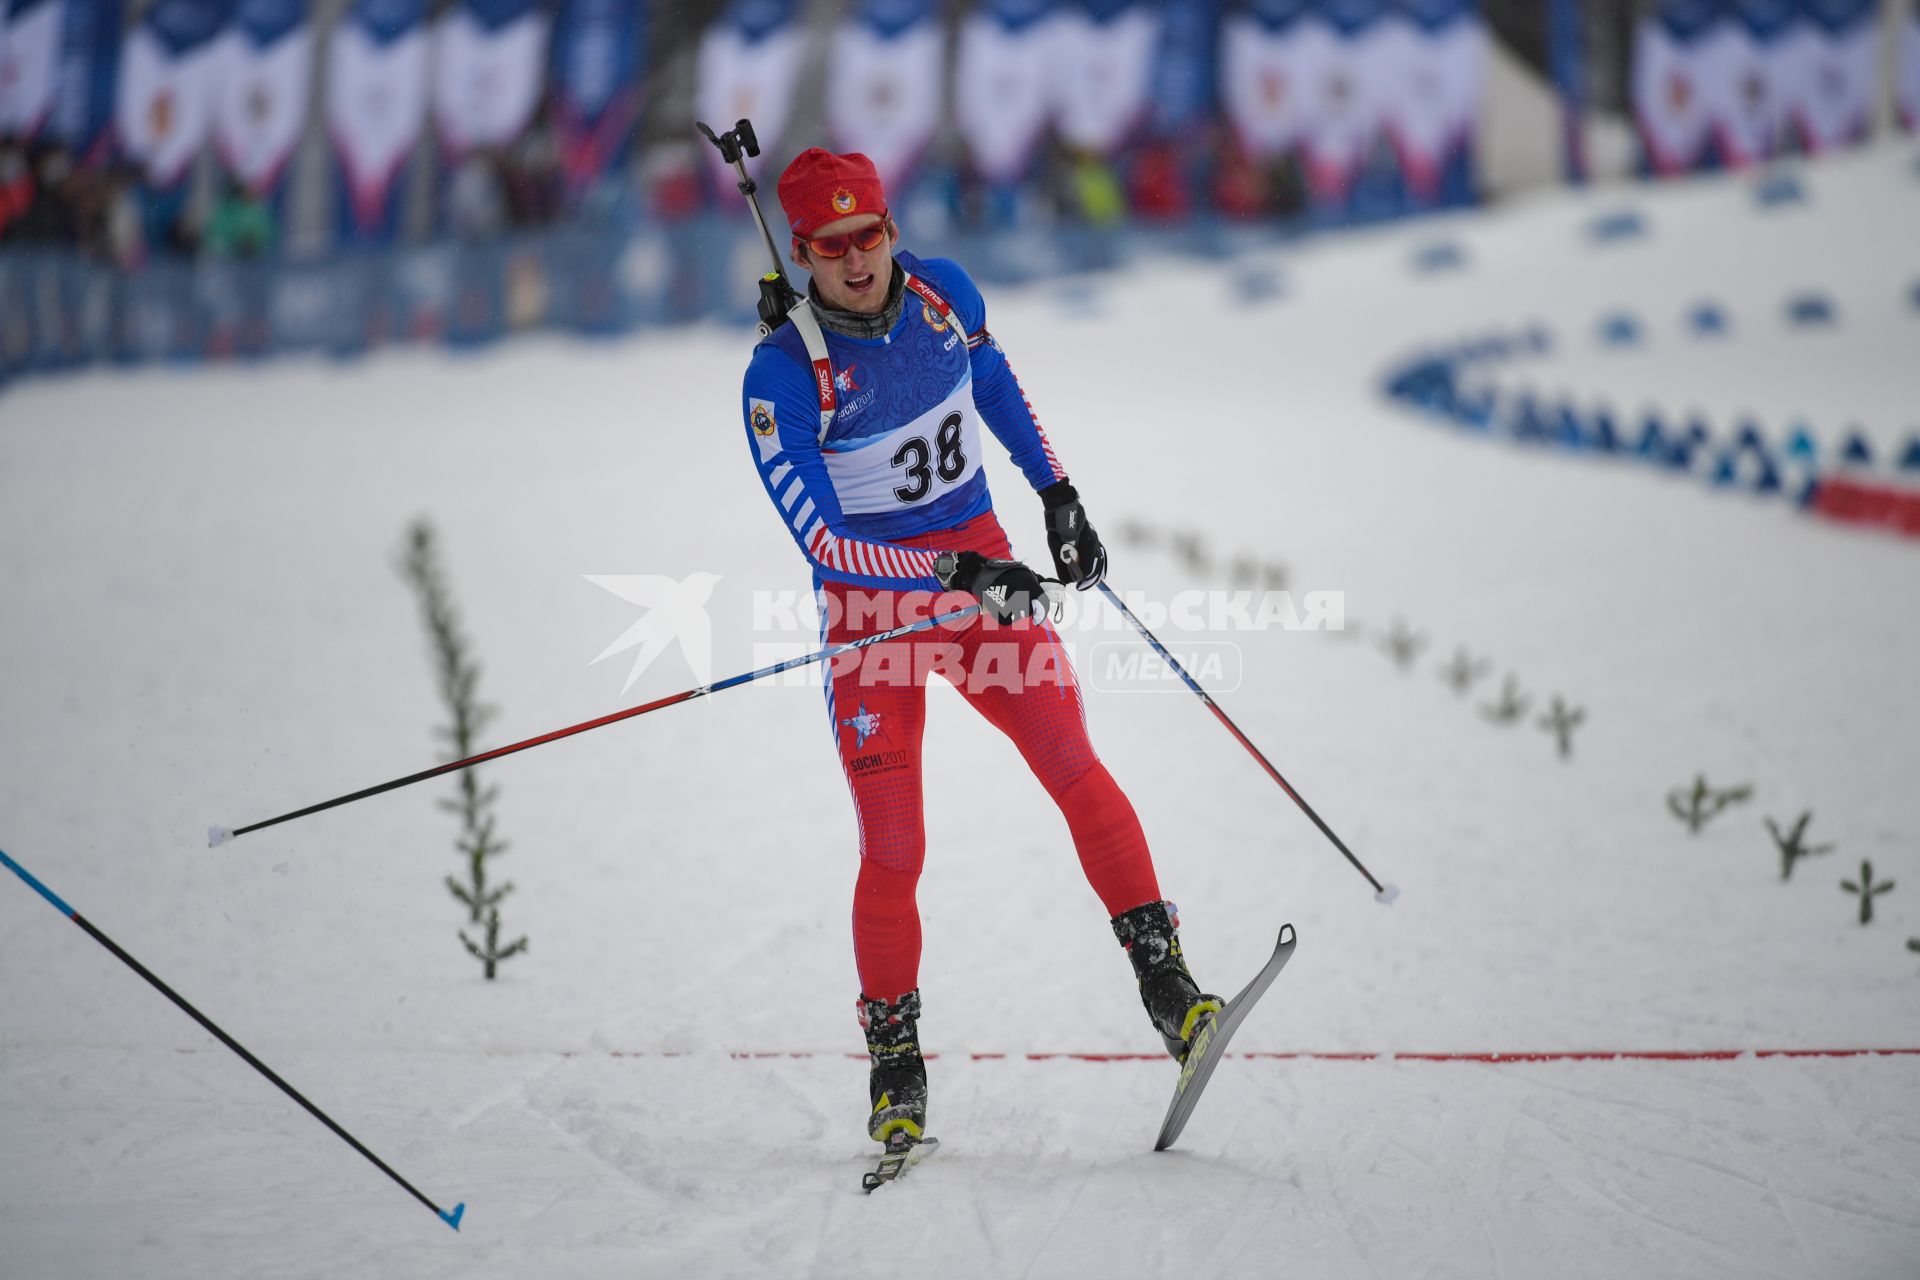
1154,923,1297,1152
861,1133,939,1193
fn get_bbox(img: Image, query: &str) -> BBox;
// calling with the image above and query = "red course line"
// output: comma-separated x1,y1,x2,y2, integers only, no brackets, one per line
603,1048,1920,1064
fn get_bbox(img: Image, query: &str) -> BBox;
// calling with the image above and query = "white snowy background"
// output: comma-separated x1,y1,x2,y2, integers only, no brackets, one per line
3,142,1918,1278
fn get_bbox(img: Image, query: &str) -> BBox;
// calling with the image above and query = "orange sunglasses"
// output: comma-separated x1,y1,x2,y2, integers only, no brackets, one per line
802,214,891,259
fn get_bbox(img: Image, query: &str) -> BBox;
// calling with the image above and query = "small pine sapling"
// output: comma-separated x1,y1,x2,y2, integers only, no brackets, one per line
401,519,529,980
1439,648,1491,695
1169,529,1211,574
463,907,529,978
1117,517,1157,549
1764,812,1834,880
1839,860,1894,925
1480,675,1530,725
1666,774,1751,834
1260,560,1289,591
1379,618,1429,671
1537,696,1586,759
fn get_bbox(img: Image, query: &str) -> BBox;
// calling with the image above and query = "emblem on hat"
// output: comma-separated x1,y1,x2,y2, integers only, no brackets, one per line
832,189,857,214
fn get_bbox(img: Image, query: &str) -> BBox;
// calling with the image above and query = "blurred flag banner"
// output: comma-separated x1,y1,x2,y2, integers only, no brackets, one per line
695,0,804,193
432,0,549,163
327,0,430,243
551,0,644,204
827,0,945,193
213,0,310,200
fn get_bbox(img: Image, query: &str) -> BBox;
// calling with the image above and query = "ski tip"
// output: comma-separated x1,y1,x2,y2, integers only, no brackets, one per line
440,1202,465,1231
1279,922,1297,948
1374,882,1400,906
207,826,233,849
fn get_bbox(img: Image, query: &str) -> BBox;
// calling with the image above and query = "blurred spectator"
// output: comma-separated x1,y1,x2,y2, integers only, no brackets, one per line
1212,141,1306,222
447,150,507,240
641,141,706,222
1128,142,1194,222
502,116,563,228
9,147,82,244
101,168,147,269
0,147,33,240
1060,150,1128,227
204,178,277,259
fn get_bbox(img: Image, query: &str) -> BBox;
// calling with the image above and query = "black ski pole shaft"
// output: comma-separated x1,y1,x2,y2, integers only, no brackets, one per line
1094,581,1397,903
0,847,465,1231
213,603,980,846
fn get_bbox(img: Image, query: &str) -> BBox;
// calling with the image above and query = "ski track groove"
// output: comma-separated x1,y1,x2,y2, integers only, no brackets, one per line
446,1053,570,1134
1015,1155,1095,1280
1314,1140,1387,1280
1777,1187,1920,1233
1209,1148,1287,1274
1766,1187,1821,1280
795,1157,836,1280
1330,1108,1395,1276
1446,1101,1515,1279
1522,1107,1770,1278
963,1155,1003,1277
1478,1220,1506,1280
513,1074,666,1204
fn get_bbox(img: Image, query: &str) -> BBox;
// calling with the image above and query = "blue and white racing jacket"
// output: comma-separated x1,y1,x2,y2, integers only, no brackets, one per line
740,251,1067,592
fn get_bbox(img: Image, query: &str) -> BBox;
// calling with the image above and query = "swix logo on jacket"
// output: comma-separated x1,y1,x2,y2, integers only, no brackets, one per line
739,252,1066,592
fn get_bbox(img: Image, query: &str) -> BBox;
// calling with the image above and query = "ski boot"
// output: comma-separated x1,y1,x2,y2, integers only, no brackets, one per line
858,989,928,1143
1112,901,1223,1063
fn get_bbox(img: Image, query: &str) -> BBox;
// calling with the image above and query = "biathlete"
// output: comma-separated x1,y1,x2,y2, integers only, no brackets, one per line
739,147,1219,1146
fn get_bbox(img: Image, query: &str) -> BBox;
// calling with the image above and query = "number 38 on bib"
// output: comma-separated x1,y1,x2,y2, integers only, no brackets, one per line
823,381,983,514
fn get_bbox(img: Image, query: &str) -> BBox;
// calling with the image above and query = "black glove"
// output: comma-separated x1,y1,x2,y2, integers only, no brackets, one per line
935,551,1052,623
1039,481,1106,589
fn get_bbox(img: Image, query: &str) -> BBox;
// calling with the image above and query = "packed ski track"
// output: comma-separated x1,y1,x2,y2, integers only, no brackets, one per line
3,143,1918,1277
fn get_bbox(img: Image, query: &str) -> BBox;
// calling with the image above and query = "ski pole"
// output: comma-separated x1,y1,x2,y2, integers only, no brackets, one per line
1093,580,1398,904
0,846,466,1231
212,602,982,846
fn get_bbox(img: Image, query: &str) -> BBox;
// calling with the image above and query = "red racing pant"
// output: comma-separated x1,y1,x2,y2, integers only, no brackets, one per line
822,511,1161,1000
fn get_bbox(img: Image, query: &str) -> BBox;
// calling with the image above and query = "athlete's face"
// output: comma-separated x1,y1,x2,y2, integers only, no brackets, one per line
792,213,897,315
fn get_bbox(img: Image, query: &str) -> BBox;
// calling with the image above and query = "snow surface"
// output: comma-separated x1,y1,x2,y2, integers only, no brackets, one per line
3,142,1919,1278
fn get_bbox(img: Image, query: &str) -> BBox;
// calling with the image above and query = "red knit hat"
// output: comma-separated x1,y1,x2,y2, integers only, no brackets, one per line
776,148,888,244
